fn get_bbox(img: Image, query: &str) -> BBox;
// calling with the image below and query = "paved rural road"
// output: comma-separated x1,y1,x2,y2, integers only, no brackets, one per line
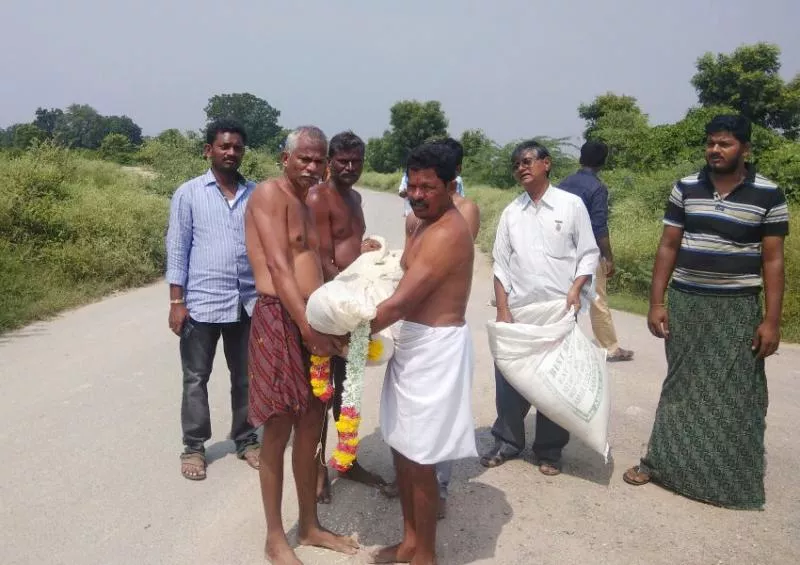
1,188,799,565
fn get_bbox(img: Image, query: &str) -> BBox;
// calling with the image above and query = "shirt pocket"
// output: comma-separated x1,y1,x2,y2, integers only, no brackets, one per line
544,218,572,258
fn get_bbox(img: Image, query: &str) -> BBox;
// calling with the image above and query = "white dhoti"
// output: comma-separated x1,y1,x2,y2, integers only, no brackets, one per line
380,321,477,465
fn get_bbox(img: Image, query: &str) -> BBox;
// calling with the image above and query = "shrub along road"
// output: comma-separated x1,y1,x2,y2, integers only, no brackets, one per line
1,188,798,565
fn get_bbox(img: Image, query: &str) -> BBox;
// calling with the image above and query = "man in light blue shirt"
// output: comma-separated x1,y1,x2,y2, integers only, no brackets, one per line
165,119,260,480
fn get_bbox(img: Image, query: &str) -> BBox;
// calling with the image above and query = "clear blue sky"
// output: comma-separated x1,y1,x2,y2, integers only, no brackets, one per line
2,0,798,145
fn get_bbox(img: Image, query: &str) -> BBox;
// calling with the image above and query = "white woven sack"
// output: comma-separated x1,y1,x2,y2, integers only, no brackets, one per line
487,299,610,459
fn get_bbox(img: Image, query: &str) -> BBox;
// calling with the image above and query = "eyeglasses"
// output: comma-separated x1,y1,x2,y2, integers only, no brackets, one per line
512,157,540,170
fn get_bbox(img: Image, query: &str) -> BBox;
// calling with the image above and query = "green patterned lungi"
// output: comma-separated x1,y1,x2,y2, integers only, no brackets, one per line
640,287,768,510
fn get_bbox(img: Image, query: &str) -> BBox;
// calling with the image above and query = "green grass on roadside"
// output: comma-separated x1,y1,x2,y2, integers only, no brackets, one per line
0,144,169,332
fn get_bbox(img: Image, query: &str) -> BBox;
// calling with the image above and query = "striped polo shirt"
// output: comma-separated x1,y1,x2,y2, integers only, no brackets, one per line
663,164,789,296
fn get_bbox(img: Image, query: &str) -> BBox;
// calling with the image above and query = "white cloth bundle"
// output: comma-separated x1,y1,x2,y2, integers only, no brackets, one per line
486,299,610,459
306,235,403,365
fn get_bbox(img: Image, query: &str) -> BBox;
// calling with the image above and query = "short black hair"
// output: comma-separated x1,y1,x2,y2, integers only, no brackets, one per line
406,142,458,185
435,137,464,167
579,140,609,168
205,119,248,146
328,130,365,158
705,114,752,144
511,139,552,177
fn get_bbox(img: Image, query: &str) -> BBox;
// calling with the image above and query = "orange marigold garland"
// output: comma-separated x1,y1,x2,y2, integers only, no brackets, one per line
309,355,334,403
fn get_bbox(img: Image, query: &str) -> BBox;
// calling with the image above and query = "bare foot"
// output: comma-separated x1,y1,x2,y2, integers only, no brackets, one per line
339,460,387,488
316,463,331,504
298,527,359,555
265,537,302,565
368,541,416,563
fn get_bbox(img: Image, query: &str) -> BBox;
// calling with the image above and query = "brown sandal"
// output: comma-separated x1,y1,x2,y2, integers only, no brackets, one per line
623,465,651,486
239,445,260,470
180,452,207,481
538,462,561,476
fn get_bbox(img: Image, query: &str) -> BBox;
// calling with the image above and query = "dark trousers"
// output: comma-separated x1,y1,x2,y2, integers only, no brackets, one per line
180,308,258,456
490,364,570,463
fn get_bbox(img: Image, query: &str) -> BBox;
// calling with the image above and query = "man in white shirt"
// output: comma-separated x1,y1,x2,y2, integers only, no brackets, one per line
480,140,600,476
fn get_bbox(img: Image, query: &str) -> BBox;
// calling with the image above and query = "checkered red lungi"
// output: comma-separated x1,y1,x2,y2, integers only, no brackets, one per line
248,295,313,428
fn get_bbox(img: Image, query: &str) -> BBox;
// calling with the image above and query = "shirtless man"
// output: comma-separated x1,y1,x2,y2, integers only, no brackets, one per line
245,125,359,564
368,142,477,565
402,139,480,520
306,130,387,503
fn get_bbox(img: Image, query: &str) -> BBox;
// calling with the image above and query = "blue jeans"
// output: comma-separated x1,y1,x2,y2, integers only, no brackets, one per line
180,308,259,456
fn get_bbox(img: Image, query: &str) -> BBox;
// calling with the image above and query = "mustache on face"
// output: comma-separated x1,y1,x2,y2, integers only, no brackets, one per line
409,199,426,209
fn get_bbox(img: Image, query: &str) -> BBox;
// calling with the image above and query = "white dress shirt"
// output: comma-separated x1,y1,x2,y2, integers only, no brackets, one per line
493,185,600,309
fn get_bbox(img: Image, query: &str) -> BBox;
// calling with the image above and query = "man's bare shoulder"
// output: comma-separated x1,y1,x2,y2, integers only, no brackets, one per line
250,178,288,210
306,182,333,206
422,209,472,252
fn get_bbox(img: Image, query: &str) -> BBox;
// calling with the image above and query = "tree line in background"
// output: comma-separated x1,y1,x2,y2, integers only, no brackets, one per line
1,42,798,200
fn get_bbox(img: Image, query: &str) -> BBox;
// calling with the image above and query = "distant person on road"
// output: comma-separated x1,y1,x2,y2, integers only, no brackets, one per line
245,126,359,563
369,142,477,564
306,130,388,503
623,115,789,510
165,119,261,481
481,140,599,476
558,140,634,362
401,138,479,520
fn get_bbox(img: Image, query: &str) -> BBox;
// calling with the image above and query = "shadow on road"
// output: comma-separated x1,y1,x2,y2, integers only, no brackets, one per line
474,416,614,488
285,425,513,564
205,440,237,464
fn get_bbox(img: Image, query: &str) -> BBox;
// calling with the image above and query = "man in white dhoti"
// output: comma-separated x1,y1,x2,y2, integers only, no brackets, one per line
367,142,476,565
481,139,600,476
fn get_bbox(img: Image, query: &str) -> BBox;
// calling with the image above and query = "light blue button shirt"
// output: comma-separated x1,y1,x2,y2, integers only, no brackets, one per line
165,169,258,323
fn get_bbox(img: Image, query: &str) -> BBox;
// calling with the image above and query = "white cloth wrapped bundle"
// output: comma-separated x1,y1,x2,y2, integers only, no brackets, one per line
486,299,610,459
306,234,403,334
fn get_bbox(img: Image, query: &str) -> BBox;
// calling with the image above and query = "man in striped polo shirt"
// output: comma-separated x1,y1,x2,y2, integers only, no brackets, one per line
623,115,789,510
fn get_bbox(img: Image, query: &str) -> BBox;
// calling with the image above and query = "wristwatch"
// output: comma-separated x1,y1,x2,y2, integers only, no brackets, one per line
170,298,185,305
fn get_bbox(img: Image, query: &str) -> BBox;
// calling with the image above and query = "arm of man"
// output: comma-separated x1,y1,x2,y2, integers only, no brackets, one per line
165,186,191,335
590,185,614,276
370,226,460,334
306,187,339,281
568,201,600,313
462,200,481,242
492,207,513,323
753,236,785,358
249,185,335,354
648,183,686,339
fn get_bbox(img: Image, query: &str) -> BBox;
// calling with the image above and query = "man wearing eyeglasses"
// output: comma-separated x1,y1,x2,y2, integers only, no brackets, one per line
306,130,388,503
481,140,599,475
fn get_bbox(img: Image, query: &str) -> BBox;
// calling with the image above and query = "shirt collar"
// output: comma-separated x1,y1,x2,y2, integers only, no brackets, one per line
521,184,556,210
203,168,248,188
697,162,757,189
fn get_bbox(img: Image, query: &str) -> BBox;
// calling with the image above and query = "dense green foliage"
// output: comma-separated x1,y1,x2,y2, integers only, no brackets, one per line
366,100,449,172
0,144,168,332
204,93,285,151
